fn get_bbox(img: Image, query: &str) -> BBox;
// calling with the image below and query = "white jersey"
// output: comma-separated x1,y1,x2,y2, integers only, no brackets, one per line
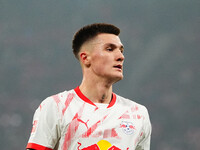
27,87,151,150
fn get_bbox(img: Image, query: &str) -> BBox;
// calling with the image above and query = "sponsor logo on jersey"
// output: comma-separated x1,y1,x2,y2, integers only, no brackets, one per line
120,121,135,135
78,140,121,150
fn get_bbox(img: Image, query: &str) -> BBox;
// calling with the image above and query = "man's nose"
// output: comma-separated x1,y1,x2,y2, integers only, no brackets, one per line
116,50,125,62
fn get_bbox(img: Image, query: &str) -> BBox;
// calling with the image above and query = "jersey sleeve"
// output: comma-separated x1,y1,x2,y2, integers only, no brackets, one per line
26,96,62,150
136,106,152,150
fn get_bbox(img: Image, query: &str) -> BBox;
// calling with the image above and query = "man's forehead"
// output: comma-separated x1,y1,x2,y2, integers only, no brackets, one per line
90,33,123,45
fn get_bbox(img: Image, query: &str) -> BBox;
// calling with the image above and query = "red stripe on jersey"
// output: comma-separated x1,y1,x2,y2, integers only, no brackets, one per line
53,94,60,106
62,117,79,149
26,143,53,150
52,94,61,112
82,114,108,138
118,110,130,119
103,128,120,138
62,103,85,150
31,120,38,133
74,86,116,108
62,93,74,115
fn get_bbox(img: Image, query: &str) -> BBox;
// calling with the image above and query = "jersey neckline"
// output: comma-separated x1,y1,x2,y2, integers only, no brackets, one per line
74,86,116,108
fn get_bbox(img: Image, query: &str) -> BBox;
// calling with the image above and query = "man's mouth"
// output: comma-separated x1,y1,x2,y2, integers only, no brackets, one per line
114,65,122,70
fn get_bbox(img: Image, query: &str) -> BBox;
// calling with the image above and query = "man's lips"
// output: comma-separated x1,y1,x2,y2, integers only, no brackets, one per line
113,65,123,70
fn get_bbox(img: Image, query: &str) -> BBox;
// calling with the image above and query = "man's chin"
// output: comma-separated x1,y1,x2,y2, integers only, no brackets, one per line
105,73,123,84
113,75,123,83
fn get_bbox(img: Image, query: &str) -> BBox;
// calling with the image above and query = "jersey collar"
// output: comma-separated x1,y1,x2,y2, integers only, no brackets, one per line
74,86,116,108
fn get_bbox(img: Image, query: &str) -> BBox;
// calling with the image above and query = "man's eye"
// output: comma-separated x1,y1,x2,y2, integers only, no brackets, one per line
106,47,113,51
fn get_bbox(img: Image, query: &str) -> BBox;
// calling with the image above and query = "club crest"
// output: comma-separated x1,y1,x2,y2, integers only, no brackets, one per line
120,121,135,135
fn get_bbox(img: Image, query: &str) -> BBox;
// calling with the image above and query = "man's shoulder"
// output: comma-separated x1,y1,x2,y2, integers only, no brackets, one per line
115,94,148,111
39,89,75,106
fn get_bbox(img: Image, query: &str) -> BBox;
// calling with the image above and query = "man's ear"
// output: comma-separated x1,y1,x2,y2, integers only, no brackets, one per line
79,51,91,67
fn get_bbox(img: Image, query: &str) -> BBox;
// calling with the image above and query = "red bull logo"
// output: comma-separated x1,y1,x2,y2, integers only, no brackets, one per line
79,140,121,150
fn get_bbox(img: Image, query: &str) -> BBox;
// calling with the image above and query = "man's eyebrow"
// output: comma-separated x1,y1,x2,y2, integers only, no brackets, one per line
105,43,124,49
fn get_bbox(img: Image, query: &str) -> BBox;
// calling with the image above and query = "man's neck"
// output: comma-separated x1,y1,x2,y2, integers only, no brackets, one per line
79,79,113,104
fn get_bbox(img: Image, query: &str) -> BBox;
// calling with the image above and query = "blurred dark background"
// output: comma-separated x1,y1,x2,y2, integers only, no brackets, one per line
0,0,200,149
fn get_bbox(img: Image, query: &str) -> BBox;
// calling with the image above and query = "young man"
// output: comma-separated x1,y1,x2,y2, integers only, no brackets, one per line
26,23,151,150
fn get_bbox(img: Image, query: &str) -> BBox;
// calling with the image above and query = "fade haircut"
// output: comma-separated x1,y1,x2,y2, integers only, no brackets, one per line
72,23,120,59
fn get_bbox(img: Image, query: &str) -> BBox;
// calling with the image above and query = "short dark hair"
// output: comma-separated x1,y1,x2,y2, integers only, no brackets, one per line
72,23,120,59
